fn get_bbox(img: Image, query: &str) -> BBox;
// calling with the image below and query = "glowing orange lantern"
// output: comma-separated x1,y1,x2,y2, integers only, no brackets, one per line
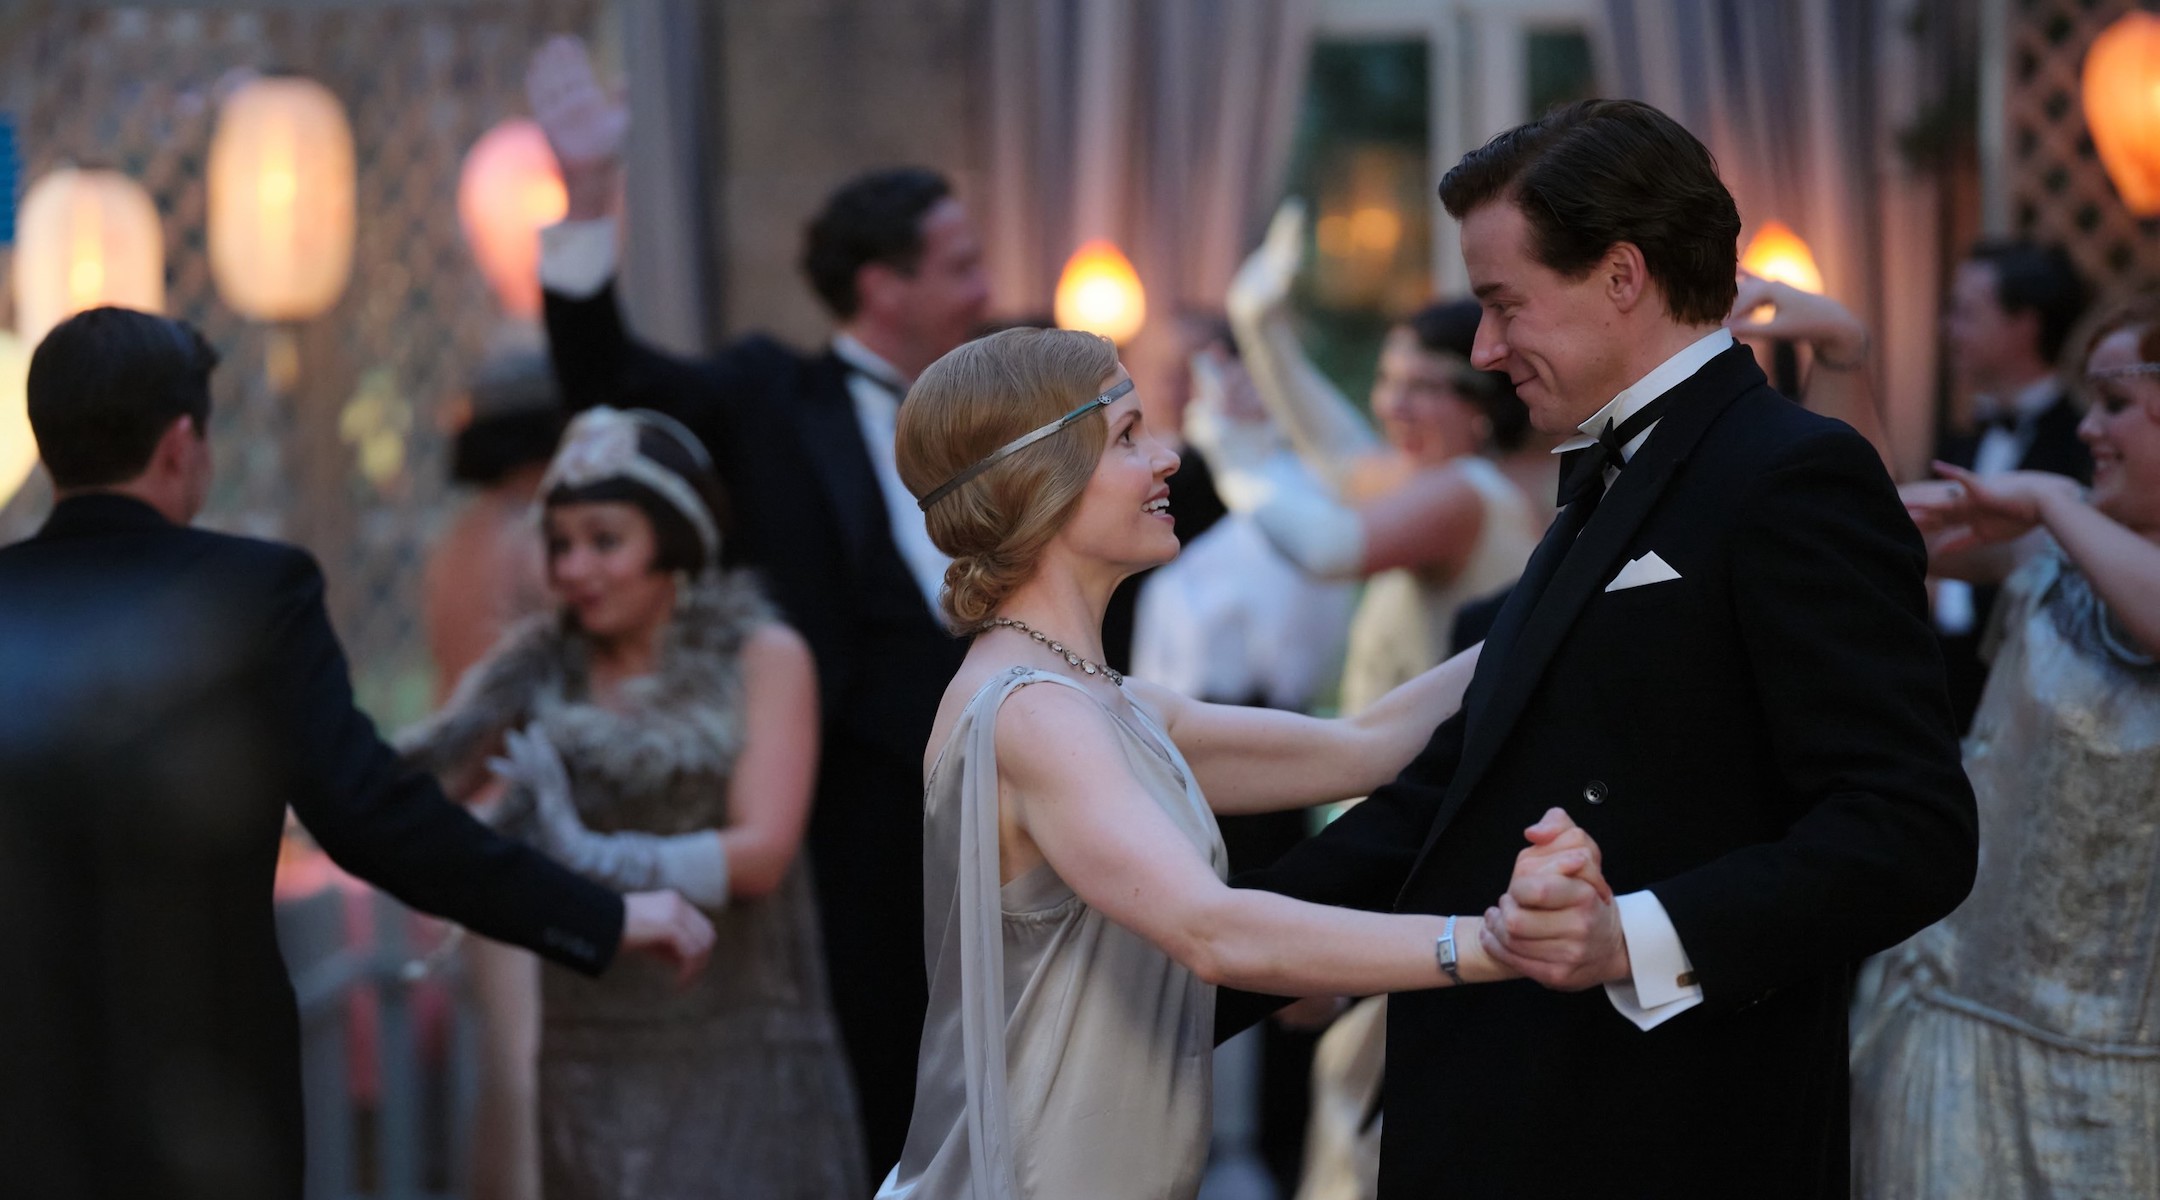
208,75,356,320
1740,220,1825,295
2082,12,2160,216
1054,240,1147,345
458,118,569,318
11,168,166,349
0,330,33,506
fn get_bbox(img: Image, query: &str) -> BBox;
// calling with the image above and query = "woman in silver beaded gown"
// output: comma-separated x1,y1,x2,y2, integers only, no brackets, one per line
402,408,863,1199
1856,294,2160,1200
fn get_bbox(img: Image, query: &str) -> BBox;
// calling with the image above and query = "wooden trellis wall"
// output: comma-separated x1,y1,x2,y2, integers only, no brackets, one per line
0,2,602,725
2003,0,2160,291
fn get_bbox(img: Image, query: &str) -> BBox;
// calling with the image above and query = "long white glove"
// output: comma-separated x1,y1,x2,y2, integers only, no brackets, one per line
489,726,732,909
1225,200,1382,493
1184,354,1367,579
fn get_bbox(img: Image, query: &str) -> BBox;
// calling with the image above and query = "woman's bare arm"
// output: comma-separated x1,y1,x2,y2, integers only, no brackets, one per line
1128,642,1481,816
1352,465,1488,576
997,684,1522,996
716,623,822,898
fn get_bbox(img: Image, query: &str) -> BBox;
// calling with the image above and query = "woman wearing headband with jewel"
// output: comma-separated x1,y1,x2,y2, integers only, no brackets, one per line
1851,291,2160,1199
875,328,1607,1200
400,407,865,1199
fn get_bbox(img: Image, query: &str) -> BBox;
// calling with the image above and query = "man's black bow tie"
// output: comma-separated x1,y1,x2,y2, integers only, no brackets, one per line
1975,410,2025,437
1556,387,1682,509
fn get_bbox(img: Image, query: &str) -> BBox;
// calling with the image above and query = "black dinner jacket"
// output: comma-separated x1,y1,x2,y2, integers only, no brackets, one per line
543,283,964,1173
1223,346,1978,1199
0,494,623,1200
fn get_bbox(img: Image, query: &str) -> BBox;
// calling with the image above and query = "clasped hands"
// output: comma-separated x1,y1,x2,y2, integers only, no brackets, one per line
1902,461,2084,556
1478,808,1630,992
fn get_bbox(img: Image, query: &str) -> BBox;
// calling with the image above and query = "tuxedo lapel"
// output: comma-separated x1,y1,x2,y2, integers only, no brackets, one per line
1405,346,1766,875
792,351,886,570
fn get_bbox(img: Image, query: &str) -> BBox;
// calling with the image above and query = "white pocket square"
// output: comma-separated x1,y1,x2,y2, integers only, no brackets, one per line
1605,551,1682,592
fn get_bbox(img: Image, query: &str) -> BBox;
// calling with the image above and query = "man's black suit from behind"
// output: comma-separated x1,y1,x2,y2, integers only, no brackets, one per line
0,495,624,1199
544,284,964,1176
1220,347,1978,1199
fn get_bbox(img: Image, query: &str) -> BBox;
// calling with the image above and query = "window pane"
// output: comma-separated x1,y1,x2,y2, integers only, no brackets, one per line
1280,39,1432,406
1528,28,1596,117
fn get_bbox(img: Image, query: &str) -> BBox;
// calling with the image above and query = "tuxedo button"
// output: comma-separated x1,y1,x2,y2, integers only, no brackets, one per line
1582,780,1609,805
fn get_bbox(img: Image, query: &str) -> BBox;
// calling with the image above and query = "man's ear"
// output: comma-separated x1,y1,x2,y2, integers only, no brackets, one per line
147,414,199,475
2006,307,2045,360
854,261,904,322
1603,241,1653,314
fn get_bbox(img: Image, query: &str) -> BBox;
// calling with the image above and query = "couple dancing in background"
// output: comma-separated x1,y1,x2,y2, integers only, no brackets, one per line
880,99,1977,1200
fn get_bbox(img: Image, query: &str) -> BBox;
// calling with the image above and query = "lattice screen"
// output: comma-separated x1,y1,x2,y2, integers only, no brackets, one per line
2004,0,2160,291
0,2,603,726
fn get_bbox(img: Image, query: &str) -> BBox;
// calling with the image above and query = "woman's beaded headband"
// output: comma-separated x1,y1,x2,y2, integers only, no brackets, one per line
540,406,722,560
917,378,1135,511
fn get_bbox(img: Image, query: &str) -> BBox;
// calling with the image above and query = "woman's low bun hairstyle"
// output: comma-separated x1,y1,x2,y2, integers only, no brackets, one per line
896,327,1120,628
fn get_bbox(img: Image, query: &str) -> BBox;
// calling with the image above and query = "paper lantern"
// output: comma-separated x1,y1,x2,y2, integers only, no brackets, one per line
11,168,166,348
457,119,569,319
1740,220,1825,295
1055,240,1147,345
208,75,356,320
2083,12,2160,216
0,330,33,506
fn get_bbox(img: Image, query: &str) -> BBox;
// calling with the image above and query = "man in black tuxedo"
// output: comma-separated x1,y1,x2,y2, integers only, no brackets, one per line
1933,240,2092,729
0,307,715,1199
526,36,987,1173
1219,100,1977,1198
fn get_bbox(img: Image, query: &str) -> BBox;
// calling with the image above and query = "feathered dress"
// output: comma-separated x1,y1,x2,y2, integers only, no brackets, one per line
402,572,866,1199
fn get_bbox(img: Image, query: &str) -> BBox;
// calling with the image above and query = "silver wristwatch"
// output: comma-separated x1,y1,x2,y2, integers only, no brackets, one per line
1436,914,1464,985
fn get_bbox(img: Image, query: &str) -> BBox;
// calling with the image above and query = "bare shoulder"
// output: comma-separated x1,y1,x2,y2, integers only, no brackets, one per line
740,620,814,680
991,677,1128,793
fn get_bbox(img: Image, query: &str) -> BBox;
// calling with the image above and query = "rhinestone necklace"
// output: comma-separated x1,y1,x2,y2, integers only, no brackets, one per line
980,616,1125,685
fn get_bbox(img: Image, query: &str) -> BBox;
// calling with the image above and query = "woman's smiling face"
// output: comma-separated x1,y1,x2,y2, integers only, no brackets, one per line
544,500,678,641
2080,327,2160,535
1051,370,1183,576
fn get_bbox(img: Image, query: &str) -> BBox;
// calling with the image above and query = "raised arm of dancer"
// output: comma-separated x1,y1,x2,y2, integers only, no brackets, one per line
1727,274,1894,470
1225,203,1385,494
1186,371,1485,581
528,35,734,421
996,683,1532,996
1127,641,1481,816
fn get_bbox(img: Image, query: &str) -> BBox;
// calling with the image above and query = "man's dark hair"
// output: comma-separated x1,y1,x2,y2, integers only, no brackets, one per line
1438,99,1741,326
1406,298,1531,452
451,350,568,487
27,307,220,489
800,167,953,320
544,424,733,577
1967,240,2090,365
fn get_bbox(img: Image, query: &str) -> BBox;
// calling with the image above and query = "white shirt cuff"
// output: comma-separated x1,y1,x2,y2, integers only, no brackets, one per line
1602,889,1704,1031
538,218,619,300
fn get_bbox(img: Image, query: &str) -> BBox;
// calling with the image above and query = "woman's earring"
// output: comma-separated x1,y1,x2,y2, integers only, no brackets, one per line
673,570,693,613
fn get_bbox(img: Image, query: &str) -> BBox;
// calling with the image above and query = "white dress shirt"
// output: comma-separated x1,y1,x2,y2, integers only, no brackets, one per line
539,217,950,618
830,333,952,614
1548,326,1732,1031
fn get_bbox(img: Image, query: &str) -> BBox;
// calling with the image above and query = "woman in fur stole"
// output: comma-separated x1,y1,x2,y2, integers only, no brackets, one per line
402,407,865,1199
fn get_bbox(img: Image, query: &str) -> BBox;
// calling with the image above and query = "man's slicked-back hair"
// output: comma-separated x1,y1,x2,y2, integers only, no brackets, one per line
1967,239,2090,365
1438,99,1741,326
800,167,954,320
27,306,220,490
